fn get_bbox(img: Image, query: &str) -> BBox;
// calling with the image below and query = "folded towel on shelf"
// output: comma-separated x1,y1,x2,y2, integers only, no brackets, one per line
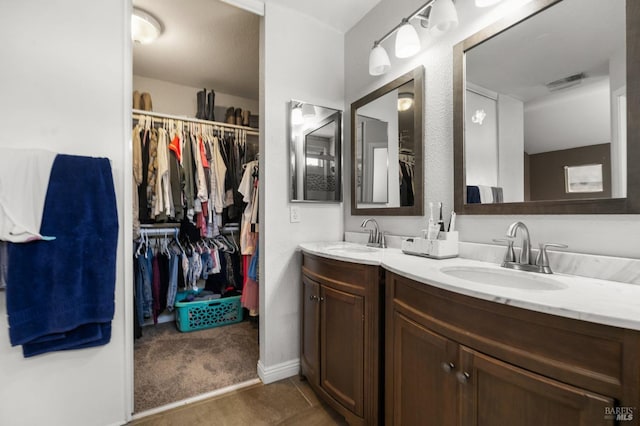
5,154,119,357
477,185,494,203
466,186,481,203
0,148,57,242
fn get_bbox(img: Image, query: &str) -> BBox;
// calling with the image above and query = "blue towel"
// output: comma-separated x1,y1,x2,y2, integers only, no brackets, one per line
466,186,481,204
6,154,118,357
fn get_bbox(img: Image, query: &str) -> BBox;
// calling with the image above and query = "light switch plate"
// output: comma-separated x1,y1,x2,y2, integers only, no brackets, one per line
290,206,301,223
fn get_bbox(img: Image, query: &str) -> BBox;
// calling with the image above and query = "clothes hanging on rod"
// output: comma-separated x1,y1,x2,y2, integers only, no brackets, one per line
134,225,244,335
399,153,415,207
133,114,254,239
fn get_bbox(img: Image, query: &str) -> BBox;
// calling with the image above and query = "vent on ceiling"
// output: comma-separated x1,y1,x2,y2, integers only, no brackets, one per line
546,72,586,92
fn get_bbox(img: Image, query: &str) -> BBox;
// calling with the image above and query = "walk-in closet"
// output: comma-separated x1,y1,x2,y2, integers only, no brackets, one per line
131,0,260,413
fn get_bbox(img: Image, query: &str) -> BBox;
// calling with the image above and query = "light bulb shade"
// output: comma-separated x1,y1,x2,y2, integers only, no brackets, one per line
301,103,316,118
132,8,162,44
395,22,421,58
475,0,503,7
292,106,303,125
369,44,391,76
429,0,459,33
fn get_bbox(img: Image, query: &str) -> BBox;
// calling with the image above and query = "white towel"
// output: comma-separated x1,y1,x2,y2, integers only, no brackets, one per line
0,148,57,242
477,185,494,203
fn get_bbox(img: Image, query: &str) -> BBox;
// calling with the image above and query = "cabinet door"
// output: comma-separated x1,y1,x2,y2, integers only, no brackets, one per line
388,311,458,426
459,347,615,426
301,276,320,385
320,284,365,417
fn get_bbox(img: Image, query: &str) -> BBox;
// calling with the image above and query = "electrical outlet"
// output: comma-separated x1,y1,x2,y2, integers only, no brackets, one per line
290,206,301,223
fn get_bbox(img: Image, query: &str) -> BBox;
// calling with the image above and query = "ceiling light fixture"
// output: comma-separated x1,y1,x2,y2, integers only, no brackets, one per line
367,0,459,76
132,8,162,44
398,93,415,111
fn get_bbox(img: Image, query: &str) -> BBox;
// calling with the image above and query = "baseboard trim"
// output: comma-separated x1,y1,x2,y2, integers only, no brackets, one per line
130,378,262,420
257,358,300,384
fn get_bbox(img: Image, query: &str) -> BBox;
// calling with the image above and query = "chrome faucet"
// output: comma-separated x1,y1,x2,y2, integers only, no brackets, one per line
495,221,567,274
506,221,532,265
360,218,386,248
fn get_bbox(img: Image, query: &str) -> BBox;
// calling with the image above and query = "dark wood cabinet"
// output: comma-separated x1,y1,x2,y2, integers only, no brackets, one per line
301,253,383,426
386,271,640,426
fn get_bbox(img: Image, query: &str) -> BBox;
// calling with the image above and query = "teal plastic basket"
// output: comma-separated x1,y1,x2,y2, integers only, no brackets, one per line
175,295,243,332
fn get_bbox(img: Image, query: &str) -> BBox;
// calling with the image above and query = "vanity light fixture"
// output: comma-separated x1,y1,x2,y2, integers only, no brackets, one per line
367,0,459,76
291,104,304,125
369,42,391,76
395,19,421,58
132,8,162,44
398,93,414,111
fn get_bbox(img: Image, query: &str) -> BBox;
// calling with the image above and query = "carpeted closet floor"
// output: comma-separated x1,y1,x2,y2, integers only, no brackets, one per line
134,318,259,413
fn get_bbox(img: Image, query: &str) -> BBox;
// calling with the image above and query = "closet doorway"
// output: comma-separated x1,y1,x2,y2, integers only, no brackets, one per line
131,0,261,415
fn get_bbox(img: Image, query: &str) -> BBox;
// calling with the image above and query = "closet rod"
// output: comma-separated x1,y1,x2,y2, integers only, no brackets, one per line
132,109,260,136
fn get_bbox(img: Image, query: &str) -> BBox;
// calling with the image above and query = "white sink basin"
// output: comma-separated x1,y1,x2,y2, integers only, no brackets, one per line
440,266,567,291
325,245,379,254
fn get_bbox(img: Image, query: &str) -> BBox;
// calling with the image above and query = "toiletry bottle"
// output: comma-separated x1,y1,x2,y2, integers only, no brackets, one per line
438,202,445,232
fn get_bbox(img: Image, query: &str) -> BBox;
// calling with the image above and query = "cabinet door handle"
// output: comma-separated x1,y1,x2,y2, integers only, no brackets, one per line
309,295,318,301
319,297,325,302
456,371,470,384
441,362,455,373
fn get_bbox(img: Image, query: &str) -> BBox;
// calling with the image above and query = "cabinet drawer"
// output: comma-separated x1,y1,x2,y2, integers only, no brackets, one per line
387,271,631,399
303,253,378,294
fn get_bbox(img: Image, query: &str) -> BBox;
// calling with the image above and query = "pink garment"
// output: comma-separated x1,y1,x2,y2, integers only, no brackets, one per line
241,254,258,312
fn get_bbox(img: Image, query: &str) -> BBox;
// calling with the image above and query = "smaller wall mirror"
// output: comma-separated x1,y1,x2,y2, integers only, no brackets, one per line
351,66,424,215
290,100,342,202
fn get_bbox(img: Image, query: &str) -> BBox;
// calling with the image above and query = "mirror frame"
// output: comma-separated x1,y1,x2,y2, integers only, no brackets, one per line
289,100,343,203
453,0,640,214
351,66,424,216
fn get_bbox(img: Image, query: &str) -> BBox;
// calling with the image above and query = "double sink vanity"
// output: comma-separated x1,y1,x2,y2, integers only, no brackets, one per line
299,240,640,425
291,0,640,423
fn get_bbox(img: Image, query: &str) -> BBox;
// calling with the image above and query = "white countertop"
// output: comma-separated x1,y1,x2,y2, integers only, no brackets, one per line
299,241,640,331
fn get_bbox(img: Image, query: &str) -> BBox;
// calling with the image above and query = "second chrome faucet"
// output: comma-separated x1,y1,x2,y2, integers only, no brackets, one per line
495,221,567,274
361,218,386,248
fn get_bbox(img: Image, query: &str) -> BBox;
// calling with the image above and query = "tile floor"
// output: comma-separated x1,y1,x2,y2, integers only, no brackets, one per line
128,376,348,425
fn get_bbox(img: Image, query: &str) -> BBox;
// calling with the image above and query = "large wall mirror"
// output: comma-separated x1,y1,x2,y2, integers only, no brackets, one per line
454,0,639,214
351,66,424,215
290,100,342,202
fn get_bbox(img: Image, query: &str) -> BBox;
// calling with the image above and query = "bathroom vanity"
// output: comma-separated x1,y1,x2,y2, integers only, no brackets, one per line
300,250,384,426
299,242,640,426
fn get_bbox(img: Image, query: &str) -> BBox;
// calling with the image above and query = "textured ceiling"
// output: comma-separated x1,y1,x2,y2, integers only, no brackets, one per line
132,0,381,101
133,0,260,100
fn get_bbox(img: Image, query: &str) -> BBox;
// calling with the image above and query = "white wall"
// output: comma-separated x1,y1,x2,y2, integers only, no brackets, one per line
358,89,400,207
344,0,640,259
259,2,344,380
133,75,259,118
498,94,524,202
0,1,130,426
524,78,611,154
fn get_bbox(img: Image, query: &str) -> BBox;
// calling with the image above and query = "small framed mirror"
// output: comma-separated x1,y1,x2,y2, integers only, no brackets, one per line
351,66,424,215
289,100,342,203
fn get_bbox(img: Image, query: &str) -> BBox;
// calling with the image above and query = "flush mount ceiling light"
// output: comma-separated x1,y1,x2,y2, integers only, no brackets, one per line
132,8,162,44
398,93,414,111
367,0,459,76
475,0,504,7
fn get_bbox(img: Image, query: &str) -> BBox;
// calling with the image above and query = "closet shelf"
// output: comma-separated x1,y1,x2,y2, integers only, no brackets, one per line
132,109,260,136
